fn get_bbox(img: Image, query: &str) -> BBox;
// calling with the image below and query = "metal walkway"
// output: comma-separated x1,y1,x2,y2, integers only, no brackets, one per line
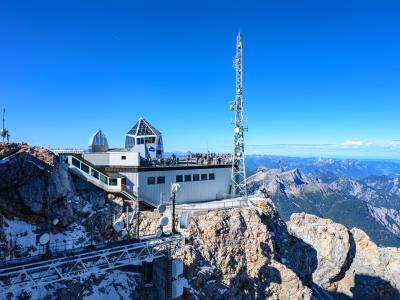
0,234,183,296
66,155,156,209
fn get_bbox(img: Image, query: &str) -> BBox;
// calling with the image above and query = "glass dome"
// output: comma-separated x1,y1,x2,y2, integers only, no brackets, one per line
88,130,109,152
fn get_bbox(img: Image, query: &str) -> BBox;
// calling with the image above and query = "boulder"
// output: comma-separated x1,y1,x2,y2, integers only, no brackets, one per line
287,213,351,289
287,212,400,299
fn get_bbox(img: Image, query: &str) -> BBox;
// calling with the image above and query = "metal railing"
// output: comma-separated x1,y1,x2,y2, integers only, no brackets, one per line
176,197,248,212
67,156,122,192
0,234,183,295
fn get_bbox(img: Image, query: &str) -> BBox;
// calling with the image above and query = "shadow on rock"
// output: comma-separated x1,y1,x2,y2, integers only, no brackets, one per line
330,274,400,300
256,190,318,286
225,265,282,299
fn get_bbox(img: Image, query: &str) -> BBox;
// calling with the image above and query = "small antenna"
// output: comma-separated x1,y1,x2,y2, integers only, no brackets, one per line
0,108,10,143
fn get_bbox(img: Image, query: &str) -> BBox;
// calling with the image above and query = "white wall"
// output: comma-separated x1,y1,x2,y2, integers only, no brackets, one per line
136,167,231,206
119,172,139,196
84,151,140,167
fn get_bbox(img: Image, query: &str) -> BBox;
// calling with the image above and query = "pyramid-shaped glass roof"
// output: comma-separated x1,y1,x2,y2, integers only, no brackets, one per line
127,117,161,136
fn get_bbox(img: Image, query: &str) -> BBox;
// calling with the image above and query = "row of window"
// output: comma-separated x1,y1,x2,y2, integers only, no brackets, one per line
177,173,215,182
147,176,166,185
146,173,216,185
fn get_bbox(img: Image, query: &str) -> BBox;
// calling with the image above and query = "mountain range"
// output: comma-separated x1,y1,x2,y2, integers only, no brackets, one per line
246,155,400,248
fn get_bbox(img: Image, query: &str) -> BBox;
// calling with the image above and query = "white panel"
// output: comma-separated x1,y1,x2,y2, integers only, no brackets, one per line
83,153,110,165
83,152,139,167
120,172,139,195
137,167,231,205
108,152,139,166
172,259,183,279
172,279,184,299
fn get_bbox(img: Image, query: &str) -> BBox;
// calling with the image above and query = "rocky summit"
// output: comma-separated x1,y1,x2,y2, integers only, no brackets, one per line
176,194,400,299
0,144,399,299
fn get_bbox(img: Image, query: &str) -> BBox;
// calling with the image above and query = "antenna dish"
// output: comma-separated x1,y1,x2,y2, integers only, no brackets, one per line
234,127,240,134
113,219,124,232
52,218,59,226
171,183,180,194
157,204,167,214
159,216,169,227
179,211,190,229
39,233,50,245
155,228,163,237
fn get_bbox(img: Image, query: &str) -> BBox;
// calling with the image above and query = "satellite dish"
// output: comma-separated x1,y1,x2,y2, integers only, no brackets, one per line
39,233,50,245
159,216,169,227
157,204,166,214
229,104,234,110
155,228,163,238
52,218,59,226
171,183,180,194
113,220,124,232
234,127,240,134
179,212,190,229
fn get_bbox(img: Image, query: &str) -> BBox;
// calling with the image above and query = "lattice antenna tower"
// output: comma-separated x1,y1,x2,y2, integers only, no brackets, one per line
230,33,248,201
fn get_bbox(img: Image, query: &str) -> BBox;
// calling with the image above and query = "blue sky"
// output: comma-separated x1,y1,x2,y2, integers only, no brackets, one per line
1,0,400,158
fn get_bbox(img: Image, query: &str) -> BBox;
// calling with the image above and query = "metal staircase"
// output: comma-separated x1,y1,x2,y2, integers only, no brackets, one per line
0,235,183,296
120,187,155,209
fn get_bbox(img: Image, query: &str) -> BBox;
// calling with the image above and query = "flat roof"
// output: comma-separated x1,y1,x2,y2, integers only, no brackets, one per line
100,164,231,173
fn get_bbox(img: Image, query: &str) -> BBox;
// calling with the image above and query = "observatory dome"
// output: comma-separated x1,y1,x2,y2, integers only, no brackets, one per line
88,130,109,152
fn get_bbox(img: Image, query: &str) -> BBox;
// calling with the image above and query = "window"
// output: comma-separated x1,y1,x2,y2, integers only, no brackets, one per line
121,156,126,160
209,173,215,180
137,138,144,144
99,174,108,185
81,163,90,174
72,157,80,168
145,137,156,143
147,177,156,185
176,175,183,182
157,176,165,184
184,174,192,182
91,169,99,179
109,178,118,186
201,174,208,181
193,174,200,181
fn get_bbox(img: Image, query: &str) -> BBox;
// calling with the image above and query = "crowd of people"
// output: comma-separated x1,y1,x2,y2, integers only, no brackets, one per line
187,152,232,165
141,152,232,167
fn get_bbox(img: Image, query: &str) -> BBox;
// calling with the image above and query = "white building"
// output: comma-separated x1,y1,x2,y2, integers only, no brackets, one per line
61,117,232,208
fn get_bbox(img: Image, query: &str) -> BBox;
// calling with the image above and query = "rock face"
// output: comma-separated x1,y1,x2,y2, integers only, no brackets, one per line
0,143,75,226
287,213,400,299
179,195,316,299
287,213,351,289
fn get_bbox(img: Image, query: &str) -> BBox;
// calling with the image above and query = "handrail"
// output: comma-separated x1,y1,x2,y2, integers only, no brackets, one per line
69,156,112,183
67,156,121,192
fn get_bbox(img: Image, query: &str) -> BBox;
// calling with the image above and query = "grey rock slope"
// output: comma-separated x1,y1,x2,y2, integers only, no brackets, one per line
176,194,400,299
288,212,400,299
0,143,75,226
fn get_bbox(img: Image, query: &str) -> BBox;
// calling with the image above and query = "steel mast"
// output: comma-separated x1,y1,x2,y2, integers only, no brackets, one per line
230,33,248,202
0,108,9,143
